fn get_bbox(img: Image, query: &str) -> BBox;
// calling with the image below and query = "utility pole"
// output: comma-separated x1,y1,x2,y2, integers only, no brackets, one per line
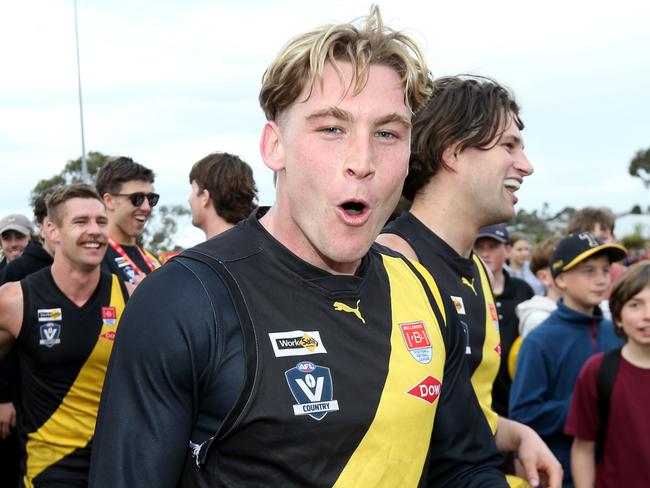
74,0,88,181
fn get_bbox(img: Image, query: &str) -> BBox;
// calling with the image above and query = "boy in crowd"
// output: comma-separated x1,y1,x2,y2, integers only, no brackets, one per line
565,261,650,487
507,232,545,295
474,224,534,418
96,157,161,288
516,236,563,338
188,152,258,240
568,207,625,300
509,232,626,486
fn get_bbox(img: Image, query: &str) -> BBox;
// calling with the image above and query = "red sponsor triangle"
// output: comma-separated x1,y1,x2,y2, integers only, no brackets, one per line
494,343,502,356
406,376,442,404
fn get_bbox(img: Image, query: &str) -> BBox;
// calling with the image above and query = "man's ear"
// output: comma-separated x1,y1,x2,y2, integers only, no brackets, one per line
441,142,462,172
45,218,59,246
102,193,115,212
260,121,285,172
201,189,211,209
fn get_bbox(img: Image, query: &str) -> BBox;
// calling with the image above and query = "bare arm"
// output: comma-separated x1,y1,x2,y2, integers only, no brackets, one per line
571,438,595,488
0,282,23,360
375,233,419,261
496,416,563,488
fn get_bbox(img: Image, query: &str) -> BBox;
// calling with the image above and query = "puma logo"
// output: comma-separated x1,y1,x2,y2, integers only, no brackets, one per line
461,277,477,295
333,299,366,324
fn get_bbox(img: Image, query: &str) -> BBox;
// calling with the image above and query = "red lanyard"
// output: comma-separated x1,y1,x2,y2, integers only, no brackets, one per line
108,237,158,274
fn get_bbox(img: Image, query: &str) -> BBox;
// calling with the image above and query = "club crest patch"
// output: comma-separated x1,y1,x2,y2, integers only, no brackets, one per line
102,307,117,327
269,330,327,357
399,321,432,364
450,296,466,315
39,322,61,348
37,308,62,322
406,376,442,404
285,361,339,421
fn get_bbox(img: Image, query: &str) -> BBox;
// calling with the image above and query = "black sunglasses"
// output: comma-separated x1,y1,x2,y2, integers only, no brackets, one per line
112,192,160,207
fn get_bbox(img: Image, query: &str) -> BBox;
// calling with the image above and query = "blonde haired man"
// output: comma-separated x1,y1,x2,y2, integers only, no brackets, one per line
90,7,508,487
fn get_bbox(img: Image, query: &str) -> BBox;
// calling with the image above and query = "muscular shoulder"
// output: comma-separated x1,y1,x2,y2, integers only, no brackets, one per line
375,233,419,261
0,281,23,338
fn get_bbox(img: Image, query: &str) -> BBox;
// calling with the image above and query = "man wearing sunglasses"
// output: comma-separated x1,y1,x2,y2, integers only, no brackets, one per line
96,157,161,288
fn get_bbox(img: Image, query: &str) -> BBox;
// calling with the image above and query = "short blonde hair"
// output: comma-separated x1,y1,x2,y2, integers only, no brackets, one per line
259,5,431,121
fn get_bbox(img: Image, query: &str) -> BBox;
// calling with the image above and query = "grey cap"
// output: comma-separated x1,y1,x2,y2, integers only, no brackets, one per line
0,214,33,237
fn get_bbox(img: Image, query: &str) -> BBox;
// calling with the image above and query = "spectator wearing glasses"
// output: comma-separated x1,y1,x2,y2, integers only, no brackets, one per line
96,157,161,289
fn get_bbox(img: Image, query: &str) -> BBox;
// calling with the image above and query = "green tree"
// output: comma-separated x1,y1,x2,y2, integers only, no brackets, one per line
631,204,642,215
30,151,111,208
32,152,190,250
629,147,650,188
140,204,191,252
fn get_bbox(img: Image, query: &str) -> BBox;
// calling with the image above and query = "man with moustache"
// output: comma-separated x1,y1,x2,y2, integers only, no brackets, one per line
0,184,129,486
0,194,55,487
95,157,161,288
90,7,508,488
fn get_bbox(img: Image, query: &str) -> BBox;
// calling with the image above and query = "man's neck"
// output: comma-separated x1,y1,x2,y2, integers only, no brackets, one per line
109,222,136,246
50,259,101,307
203,216,235,240
410,188,481,258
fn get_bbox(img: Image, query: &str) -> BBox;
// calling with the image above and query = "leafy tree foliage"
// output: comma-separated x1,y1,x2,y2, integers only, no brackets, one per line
30,151,111,208
31,152,190,251
629,147,650,187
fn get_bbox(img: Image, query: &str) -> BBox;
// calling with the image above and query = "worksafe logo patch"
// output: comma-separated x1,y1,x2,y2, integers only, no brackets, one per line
450,296,466,315
406,376,441,405
285,361,339,421
39,323,61,348
399,321,432,364
269,330,327,357
102,307,117,327
38,308,62,322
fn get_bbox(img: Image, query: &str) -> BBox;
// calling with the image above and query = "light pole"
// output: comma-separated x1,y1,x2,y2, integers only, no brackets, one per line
74,0,88,182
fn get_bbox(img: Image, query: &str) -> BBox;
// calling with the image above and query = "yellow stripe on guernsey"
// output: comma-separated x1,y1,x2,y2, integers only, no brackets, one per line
24,275,126,487
334,256,446,487
471,254,500,434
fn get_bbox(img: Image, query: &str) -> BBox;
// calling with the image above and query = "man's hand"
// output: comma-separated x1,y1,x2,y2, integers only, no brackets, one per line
496,417,563,488
125,272,147,296
0,402,16,439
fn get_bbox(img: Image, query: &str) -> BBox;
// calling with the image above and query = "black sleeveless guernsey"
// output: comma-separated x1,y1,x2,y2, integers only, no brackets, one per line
180,213,459,487
383,212,501,434
17,268,127,487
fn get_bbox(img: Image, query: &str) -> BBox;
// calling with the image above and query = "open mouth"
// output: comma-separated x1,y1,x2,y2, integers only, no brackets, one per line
503,178,521,192
341,201,366,216
80,242,103,249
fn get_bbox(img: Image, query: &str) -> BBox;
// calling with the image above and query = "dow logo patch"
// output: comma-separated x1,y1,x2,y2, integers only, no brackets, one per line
269,330,327,357
39,323,61,348
399,321,432,364
406,376,442,405
285,361,339,421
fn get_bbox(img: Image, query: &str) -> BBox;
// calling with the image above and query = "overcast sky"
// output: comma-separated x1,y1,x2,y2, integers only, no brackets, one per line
2,0,649,246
